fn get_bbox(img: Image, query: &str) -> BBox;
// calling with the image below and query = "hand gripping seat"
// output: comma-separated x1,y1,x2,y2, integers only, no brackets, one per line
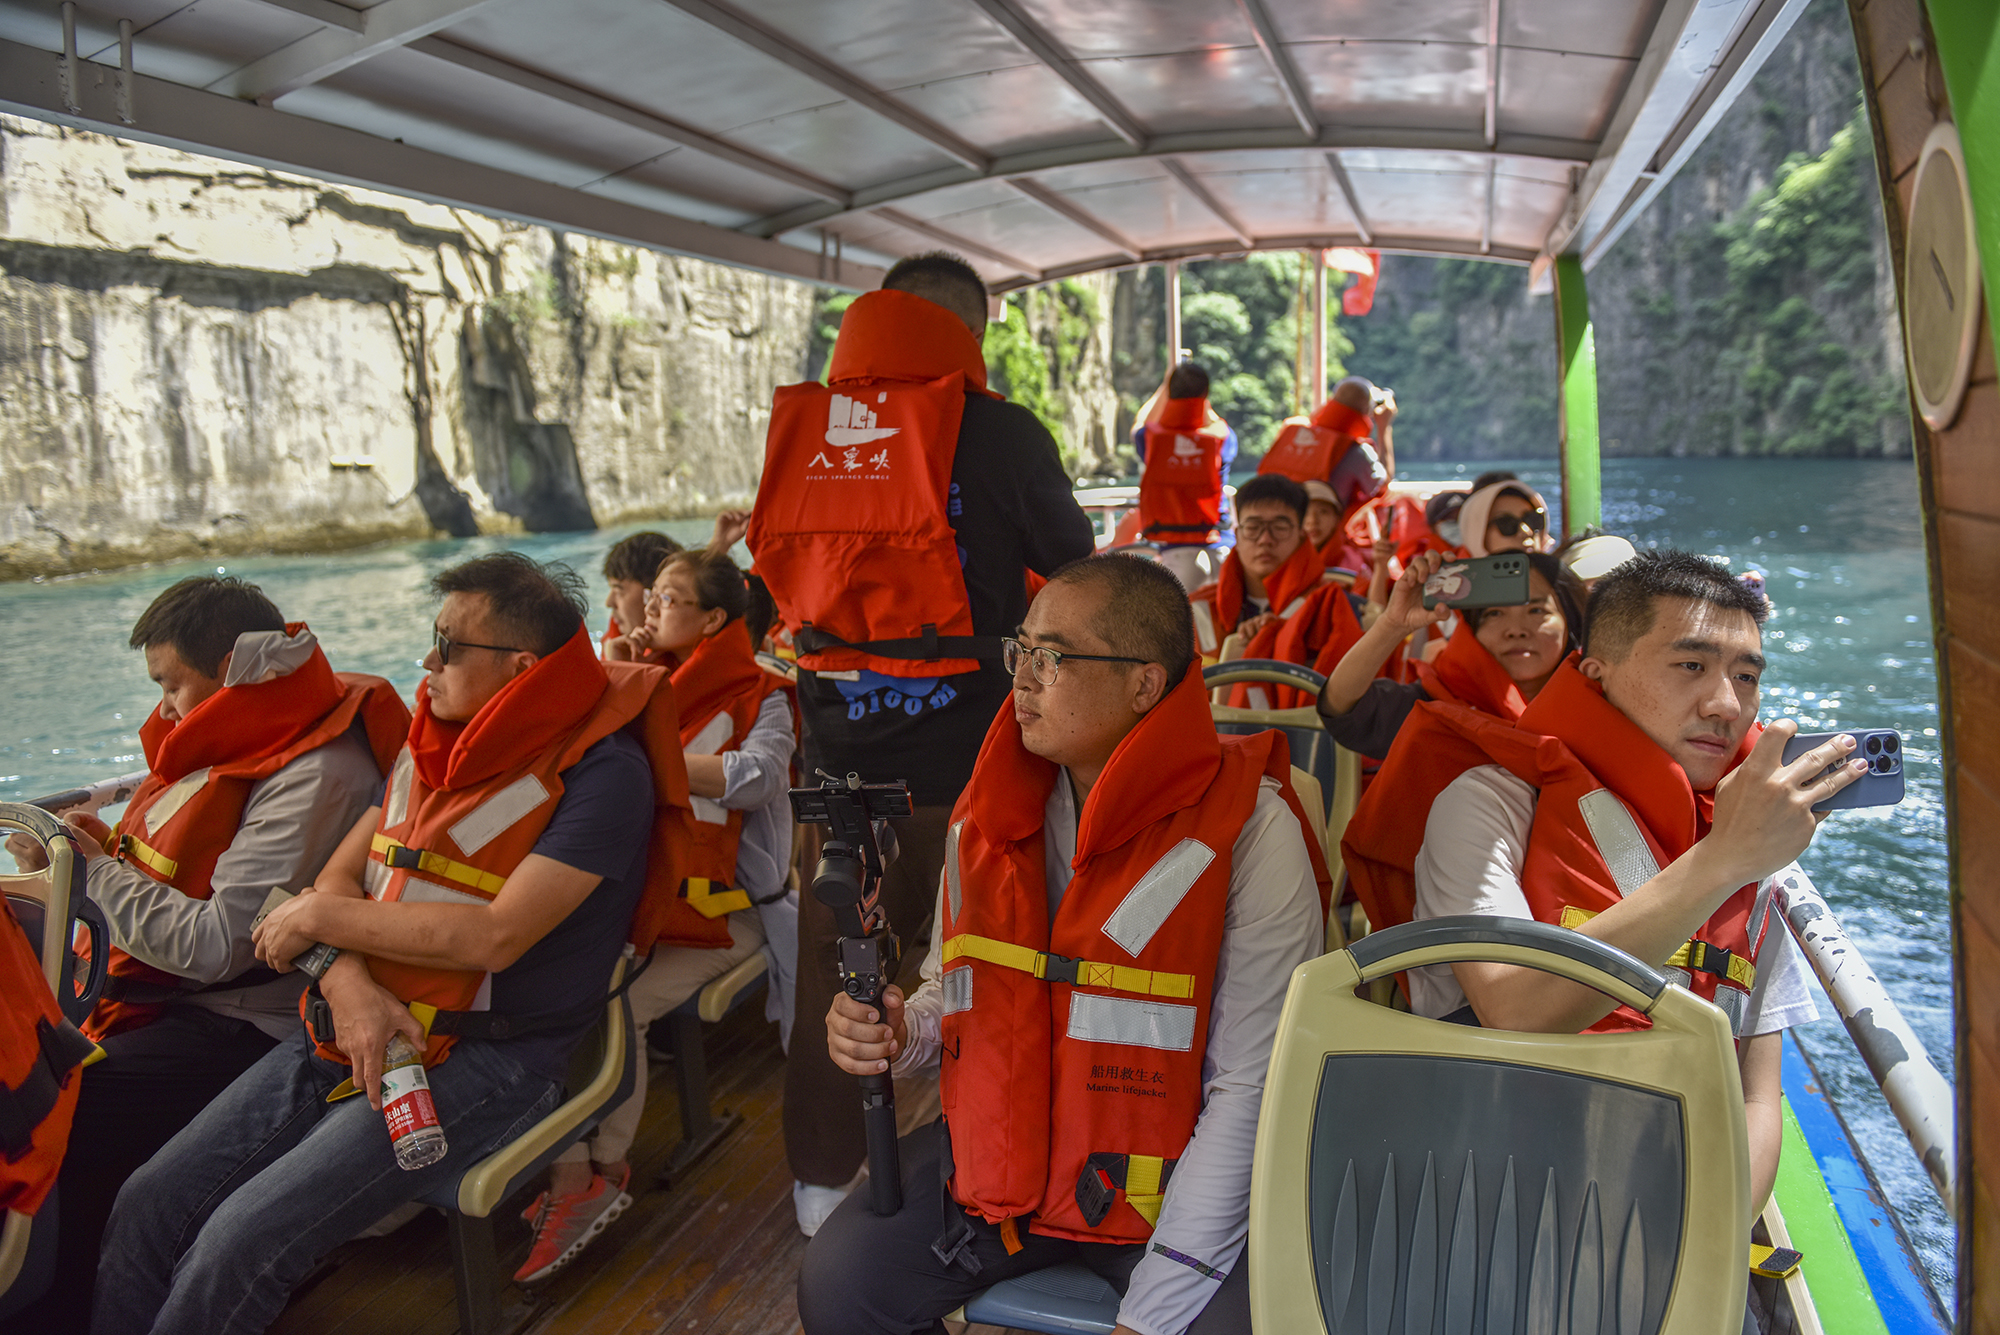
416,955,635,1335
0,803,108,1318
1250,916,1752,1335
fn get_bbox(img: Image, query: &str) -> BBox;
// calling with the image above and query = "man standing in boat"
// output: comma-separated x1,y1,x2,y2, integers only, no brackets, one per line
4,575,407,1335
92,553,712,1335
748,251,1096,1235
1345,551,1837,1214
803,554,1328,1335
1130,360,1236,590
1256,375,1395,502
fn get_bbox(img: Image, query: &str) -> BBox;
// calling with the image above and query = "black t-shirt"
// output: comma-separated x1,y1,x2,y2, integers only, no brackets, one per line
797,393,1096,807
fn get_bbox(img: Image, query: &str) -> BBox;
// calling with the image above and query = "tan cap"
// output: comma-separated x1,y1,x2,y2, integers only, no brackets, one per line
1561,533,1639,581
1301,480,1339,506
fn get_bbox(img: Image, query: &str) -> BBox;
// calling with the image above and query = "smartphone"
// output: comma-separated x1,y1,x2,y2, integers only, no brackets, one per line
1421,554,1531,610
1781,729,1905,811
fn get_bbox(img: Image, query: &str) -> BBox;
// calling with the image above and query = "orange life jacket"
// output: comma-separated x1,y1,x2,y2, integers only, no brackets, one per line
939,665,1330,1242
1256,399,1371,484
1188,539,1325,658
1229,578,1372,711
1341,660,1768,1032
0,898,94,1217
1412,614,1528,721
1137,398,1227,544
748,289,1002,680
90,628,409,1041
344,626,711,1067
672,619,785,918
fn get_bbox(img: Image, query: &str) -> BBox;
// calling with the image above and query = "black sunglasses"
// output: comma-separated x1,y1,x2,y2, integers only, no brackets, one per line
1491,511,1548,537
432,627,521,665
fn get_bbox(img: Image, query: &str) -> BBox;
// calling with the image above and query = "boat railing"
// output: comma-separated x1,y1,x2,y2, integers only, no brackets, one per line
1778,874,1958,1216
23,770,150,818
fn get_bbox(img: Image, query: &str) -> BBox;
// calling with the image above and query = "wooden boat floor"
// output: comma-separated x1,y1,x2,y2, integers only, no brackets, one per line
269,1001,1018,1335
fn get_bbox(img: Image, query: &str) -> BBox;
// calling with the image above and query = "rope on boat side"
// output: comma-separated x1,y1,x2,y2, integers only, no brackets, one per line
1777,868,1958,1219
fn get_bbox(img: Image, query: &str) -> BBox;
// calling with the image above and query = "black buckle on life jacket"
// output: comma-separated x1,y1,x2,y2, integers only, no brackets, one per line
930,1119,983,1276
304,990,337,1052
1684,941,1736,980
1037,953,1081,985
1076,1153,1123,1228
382,845,428,871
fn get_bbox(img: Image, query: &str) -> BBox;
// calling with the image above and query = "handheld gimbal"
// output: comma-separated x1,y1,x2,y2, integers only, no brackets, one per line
789,770,912,1215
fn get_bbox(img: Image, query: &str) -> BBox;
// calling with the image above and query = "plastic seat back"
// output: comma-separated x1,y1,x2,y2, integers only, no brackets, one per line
1251,917,1751,1335
0,803,107,1024
1204,660,1359,845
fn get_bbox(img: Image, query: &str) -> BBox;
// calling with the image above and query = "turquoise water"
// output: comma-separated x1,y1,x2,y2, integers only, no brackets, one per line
0,458,1953,1297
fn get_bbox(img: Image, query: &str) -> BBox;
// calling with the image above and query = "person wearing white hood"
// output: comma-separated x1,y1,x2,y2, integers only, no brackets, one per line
1455,477,1553,557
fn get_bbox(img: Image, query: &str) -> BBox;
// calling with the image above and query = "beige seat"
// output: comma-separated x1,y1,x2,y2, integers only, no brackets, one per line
1251,915,1752,1333
657,950,768,1185
417,956,633,1333
0,803,102,1315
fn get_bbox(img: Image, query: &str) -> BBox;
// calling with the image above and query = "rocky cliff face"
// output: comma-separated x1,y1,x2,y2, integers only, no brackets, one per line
0,115,818,578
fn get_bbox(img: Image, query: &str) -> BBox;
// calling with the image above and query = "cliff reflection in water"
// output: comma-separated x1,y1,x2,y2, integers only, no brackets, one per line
0,457,1953,1293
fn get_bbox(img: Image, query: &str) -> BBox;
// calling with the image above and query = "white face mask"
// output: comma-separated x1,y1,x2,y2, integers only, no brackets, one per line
1436,518,1463,547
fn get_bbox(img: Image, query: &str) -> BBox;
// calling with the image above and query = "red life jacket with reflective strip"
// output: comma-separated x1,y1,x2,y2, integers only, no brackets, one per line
1341,660,1768,1032
341,628,711,1067
1230,578,1372,712
1256,399,1371,484
939,665,1330,1243
1412,615,1528,722
1137,398,1227,544
672,619,784,918
1187,540,1325,658
0,897,91,1217
91,628,409,1041
749,289,1001,680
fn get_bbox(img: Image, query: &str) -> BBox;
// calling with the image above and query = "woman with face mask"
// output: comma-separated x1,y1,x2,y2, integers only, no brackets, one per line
1315,549,1585,760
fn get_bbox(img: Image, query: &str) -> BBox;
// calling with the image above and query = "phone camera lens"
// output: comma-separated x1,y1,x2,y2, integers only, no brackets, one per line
1865,735,1882,755
1872,756,1892,773
1884,735,1899,753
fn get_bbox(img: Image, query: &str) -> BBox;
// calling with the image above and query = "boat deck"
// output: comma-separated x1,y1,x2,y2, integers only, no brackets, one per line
268,1003,1005,1335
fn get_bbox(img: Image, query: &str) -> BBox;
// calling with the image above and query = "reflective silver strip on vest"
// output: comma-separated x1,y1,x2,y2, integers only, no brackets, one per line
942,965,973,1016
1575,789,1660,896
945,820,965,924
1279,594,1308,618
363,857,389,899
684,712,733,825
1191,601,1217,655
1067,993,1197,1052
143,767,212,835
1243,687,1272,711
1101,838,1215,958
449,773,551,855
383,747,414,828
396,877,490,909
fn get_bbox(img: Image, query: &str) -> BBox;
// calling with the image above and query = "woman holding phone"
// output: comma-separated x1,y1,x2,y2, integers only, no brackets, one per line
1317,549,1585,759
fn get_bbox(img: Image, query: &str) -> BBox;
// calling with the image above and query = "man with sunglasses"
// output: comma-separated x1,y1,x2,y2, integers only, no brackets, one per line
803,554,1327,1335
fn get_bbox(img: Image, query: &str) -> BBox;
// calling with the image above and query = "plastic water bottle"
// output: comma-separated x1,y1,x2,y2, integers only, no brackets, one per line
381,1033,448,1170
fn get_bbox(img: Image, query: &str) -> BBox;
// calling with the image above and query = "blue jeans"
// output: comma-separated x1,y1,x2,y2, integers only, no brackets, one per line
91,1030,560,1335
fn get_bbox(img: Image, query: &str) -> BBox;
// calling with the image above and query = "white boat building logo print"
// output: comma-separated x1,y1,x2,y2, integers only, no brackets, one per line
809,393,899,477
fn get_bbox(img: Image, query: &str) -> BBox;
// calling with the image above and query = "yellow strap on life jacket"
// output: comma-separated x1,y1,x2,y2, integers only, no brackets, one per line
1125,1153,1168,1227
1558,906,1757,990
942,934,1197,1000
370,833,507,897
119,834,179,879
685,876,753,918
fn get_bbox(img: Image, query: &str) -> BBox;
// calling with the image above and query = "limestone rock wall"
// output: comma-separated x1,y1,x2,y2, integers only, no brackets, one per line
0,115,819,578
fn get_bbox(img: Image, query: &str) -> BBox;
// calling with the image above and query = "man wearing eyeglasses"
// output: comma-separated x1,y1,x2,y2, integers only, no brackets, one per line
803,554,1327,1335
1185,473,1328,661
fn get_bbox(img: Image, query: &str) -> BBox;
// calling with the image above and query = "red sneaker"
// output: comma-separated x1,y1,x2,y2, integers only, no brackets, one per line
514,1166,633,1285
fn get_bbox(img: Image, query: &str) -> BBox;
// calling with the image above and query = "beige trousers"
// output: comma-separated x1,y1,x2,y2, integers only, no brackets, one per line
559,908,766,1168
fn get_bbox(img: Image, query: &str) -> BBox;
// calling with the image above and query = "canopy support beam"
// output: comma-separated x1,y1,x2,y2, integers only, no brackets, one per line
1310,248,1327,410
964,0,1147,149
214,0,501,102
1323,152,1373,246
1160,158,1254,248
1552,254,1601,537
1165,260,1182,369
1007,178,1141,260
1235,0,1318,138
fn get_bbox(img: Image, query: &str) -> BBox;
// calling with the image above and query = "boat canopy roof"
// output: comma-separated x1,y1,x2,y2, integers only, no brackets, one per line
0,0,1806,292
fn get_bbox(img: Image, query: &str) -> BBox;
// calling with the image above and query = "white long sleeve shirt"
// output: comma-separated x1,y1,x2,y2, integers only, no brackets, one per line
895,775,1323,1335
711,691,800,1047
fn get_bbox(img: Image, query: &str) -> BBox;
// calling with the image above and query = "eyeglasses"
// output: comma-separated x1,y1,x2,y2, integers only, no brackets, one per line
1237,518,1298,542
643,588,698,611
1490,511,1548,538
432,627,521,665
1003,639,1147,686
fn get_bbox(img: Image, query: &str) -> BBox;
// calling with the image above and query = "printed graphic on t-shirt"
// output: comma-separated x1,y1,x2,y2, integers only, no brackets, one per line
833,671,962,722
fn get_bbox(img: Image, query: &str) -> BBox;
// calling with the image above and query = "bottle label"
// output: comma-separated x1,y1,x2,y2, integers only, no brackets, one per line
381,1064,441,1140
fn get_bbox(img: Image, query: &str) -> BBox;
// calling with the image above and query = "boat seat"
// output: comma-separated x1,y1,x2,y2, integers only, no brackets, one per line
1250,916,1752,1334
416,955,635,1335
656,951,768,1186
1203,659,1359,847
957,1260,1122,1335
0,803,106,1320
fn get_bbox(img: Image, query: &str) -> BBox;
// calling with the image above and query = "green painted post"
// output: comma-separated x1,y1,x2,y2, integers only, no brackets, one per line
1552,254,1602,537
1923,0,2000,363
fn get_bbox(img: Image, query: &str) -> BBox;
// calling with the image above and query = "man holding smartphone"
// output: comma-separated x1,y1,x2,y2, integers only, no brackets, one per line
1345,549,1859,1219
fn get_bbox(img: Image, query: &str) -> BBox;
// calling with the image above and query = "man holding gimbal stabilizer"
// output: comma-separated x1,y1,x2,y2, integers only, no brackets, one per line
799,555,1328,1335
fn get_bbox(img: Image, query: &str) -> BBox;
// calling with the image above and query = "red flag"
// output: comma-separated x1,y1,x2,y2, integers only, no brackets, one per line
1338,248,1381,316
